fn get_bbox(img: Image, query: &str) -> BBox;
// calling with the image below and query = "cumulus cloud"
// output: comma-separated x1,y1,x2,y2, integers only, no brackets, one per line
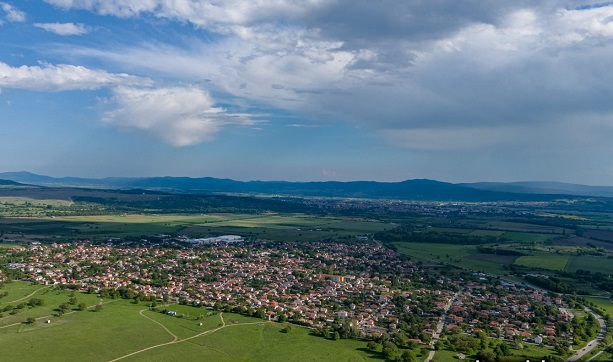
43,0,613,153
34,22,90,35
1,2,26,22
0,62,151,91
103,86,255,146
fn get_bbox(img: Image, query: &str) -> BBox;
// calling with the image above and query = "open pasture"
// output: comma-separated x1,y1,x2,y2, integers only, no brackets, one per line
0,282,376,362
129,319,375,362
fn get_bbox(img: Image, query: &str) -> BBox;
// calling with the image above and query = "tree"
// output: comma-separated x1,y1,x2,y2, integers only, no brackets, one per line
475,349,497,362
57,303,70,316
394,331,409,347
366,341,381,352
25,317,36,324
78,302,87,311
382,341,398,360
95,303,103,312
398,350,416,362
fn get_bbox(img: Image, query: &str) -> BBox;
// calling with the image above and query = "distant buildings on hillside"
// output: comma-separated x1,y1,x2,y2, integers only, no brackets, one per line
182,235,244,245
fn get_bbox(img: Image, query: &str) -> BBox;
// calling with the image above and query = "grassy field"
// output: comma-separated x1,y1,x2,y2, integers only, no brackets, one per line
565,255,613,275
0,282,377,362
514,254,570,271
128,320,376,362
585,297,613,316
393,242,513,275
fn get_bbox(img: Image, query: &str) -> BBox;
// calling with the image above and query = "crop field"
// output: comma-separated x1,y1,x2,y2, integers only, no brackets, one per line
0,213,389,243
501,232,556,243
514,254,570,271
0,282,376,362
467,229,506,237
564,256,613,275
486,221,565,234
393,243,513,275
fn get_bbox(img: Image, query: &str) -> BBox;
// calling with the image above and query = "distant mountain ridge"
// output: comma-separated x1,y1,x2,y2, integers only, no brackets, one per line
462,181,613,198
0,171,610,201
0,179,23,186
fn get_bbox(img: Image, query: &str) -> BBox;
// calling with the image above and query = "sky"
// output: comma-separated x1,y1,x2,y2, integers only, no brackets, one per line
2,1,613,184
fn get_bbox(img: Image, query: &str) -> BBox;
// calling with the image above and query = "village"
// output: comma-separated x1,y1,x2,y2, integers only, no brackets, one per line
0,238,580,353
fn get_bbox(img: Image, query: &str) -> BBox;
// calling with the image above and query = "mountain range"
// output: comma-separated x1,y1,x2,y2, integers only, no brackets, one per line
1,171,612,201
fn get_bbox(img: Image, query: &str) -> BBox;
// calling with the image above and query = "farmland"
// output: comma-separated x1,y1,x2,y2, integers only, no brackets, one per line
0,212,390,243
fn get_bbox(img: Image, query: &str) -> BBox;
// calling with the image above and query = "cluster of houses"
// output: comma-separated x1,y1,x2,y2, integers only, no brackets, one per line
442,281,573,346
0,239,573,345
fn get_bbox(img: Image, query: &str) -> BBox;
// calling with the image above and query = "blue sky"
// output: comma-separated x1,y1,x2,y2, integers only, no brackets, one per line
2,1,613,184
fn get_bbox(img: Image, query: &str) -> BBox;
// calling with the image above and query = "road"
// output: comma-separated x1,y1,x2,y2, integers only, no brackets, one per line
566,308,607,362
424,290,461,362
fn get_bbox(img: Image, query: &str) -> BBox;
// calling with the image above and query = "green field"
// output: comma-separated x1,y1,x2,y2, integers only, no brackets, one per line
515,254,570,271
565,255,613,275
0,282,377,362
585,297,613,316
0,213,390,243
393,242,514,275
502,232,556,243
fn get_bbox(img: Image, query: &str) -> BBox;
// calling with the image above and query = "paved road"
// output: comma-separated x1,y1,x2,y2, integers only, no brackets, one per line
566,308,607,362
424,290,461,362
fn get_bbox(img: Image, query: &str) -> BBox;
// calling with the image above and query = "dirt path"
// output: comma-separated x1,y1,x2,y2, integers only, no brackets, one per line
138,308,178,342
109,312,268,362
6,286,50,304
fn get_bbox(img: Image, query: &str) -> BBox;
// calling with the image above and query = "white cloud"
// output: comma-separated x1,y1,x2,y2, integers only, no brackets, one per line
44,0,325,31
1,2,26,22
103,86,255,146
34,22,90,35
0,62,151,91
42,0,613,155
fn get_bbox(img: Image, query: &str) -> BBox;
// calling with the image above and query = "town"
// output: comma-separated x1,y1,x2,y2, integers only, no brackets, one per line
2,236,600,361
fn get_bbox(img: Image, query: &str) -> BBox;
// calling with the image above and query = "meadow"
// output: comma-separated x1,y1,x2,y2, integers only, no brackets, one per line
0,282,378,362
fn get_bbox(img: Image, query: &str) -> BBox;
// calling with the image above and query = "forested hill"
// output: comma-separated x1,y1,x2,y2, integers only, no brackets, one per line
0,171,604,202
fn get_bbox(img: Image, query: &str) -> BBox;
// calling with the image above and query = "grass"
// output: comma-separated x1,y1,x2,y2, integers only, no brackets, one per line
468,229,506,237
585,297,613,316
502,232,556,243
393,242,513,275
515,254,570,271
565,256,613,275
128,321,375,362
591,350,613,362
0,282,378,362
0,285,103,328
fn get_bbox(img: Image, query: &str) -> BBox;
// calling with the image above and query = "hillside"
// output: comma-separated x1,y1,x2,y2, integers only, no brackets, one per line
0,171,605,201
